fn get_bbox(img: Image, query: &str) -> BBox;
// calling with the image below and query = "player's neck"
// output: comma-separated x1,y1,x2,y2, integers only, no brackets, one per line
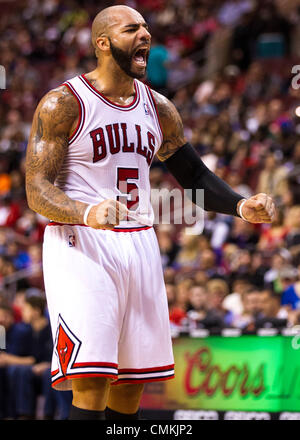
86,63,136,104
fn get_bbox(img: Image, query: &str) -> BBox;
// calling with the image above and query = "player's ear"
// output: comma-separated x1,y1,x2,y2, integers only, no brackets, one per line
96,35,110,53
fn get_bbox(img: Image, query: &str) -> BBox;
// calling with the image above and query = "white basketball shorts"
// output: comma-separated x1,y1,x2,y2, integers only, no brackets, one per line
42,223,174,391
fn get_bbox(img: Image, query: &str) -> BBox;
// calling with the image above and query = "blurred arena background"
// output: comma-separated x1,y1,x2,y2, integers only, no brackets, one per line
0,0,300,420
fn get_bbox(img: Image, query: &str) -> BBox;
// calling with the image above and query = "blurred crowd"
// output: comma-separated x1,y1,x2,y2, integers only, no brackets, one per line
0,0,300,419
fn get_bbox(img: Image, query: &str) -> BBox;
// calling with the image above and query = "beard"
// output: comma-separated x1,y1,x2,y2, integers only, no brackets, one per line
108,38,147,79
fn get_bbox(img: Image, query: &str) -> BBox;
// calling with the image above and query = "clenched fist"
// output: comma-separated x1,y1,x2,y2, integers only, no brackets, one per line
238,193,276,224
86,199,128,229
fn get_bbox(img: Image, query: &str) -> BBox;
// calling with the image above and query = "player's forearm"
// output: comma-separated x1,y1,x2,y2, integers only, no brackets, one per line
26,176,88,224
191,167,244,215
164,143,244,216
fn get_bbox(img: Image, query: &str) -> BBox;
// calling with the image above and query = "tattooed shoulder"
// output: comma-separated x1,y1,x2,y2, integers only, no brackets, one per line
150,89,186,162
33,85,79,144
25,86,86,222
26,85,79,184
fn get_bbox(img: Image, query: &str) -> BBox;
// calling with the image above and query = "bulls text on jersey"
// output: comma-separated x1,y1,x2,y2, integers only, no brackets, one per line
90,122,155,166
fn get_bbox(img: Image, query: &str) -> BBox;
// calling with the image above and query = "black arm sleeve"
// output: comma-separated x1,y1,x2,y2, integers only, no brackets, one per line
164,143,244,216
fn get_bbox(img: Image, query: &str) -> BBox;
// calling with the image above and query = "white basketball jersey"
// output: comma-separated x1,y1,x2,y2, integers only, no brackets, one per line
55,74,163,228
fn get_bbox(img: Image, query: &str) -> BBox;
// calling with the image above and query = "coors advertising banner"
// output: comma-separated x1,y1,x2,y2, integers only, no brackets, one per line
140,336,300,413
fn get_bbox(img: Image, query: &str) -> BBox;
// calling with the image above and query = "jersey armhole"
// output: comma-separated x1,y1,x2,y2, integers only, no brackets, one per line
62,82,85,144
145,85,163,145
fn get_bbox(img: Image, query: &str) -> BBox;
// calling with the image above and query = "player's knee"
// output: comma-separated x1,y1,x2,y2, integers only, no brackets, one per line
113,383,144,400
72,377,112,394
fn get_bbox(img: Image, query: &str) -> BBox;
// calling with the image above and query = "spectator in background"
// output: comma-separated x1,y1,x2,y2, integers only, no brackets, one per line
5,241,29,271
285,205,300,259
280,266,300,310
258,207,288,252
232,287,262,332
156,224,180,269
0,167,11,196
163,266,176,285
207,278,233,328
146,34,169,94
12,289,27,322
175,233,200,271
3,296,71,419
226,169,253,200
169,278,193,327
223,275,252,315
25,244,44,290
0,195,20,228
199,248,222,278
264,249,292,291
218,0,254,27
228,217,259,251
220,243,239,276
203,212,231,251
256,151,288,202
0,303,33,418
192,269,209,287
230,248,253,277
165,283,176,310
248,251,269,288
15,209,45,243
256,288,288,329
187,285,209,330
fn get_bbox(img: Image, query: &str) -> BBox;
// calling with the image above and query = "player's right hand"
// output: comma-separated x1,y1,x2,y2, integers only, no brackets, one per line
86,199,128,230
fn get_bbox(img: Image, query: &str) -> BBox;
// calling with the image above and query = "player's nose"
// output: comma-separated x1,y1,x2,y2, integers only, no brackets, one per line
138,25,151,43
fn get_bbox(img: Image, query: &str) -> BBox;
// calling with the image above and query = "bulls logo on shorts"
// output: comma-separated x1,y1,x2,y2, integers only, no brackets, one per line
54,314,81,376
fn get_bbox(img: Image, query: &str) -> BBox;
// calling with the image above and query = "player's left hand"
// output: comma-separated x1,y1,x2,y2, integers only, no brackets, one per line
239,193,276,224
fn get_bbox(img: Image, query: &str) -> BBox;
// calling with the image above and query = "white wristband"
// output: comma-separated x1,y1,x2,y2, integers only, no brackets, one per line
238,199,248,221
83,204,95,226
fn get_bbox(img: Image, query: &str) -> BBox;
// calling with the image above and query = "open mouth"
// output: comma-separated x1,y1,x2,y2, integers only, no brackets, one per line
133,47,148,67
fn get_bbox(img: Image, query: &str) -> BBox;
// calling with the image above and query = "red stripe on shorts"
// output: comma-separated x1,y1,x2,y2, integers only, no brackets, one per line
73,362,118,368
47,222,152,232
118,364,174,373
111,375,175,385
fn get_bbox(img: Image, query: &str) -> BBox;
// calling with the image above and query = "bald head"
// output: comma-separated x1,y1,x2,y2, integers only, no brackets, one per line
92,5,144,57
90,5,151,78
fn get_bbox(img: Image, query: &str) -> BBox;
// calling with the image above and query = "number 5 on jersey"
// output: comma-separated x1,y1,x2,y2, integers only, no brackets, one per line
116,168,139,216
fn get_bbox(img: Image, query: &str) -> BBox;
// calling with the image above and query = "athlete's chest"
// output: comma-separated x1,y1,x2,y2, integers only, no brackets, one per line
65,76,162,167
72,104,160,166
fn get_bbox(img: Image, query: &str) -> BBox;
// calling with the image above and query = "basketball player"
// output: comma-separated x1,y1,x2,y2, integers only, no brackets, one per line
25,5,275,420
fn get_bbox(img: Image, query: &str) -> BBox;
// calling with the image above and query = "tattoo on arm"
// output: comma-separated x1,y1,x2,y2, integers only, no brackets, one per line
25,85,88,224
151,89,186,161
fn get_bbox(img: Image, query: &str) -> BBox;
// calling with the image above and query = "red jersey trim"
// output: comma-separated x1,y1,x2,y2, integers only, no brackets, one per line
62,82,85,144
145,85,163,143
